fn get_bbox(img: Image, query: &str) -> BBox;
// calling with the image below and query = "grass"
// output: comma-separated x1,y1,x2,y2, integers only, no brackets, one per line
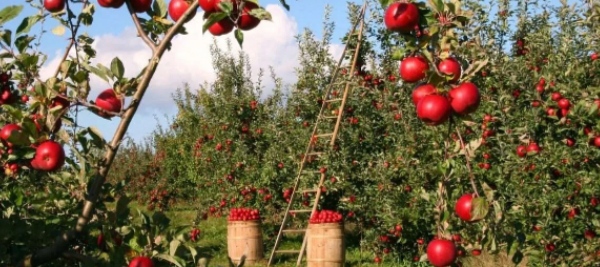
155,205,524,267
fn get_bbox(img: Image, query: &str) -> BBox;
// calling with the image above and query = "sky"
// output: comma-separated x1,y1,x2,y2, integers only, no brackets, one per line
1,0,362,143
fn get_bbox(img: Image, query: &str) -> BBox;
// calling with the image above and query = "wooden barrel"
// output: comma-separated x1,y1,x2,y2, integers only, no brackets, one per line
227,220,264,265
307,223,345,267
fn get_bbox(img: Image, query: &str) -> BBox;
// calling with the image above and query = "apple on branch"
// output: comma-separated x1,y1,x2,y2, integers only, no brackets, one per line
91,89,123,119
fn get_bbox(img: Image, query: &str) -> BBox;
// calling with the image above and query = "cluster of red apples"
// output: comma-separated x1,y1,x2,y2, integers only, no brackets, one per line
309,209,343,224
43,0,262,37
384,2,481,126
228,207,261,221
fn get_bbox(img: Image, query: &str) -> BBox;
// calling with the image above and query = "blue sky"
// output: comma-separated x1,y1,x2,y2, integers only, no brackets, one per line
2,0,364,143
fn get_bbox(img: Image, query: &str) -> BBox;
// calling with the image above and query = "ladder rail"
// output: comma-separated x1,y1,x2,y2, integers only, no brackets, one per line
267,1,369,266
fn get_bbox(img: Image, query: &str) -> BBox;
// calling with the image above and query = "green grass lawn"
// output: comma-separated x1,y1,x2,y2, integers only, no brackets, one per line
160,205,523,267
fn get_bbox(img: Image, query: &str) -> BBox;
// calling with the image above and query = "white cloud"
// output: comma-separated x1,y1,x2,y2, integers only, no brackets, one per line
39,4,343,141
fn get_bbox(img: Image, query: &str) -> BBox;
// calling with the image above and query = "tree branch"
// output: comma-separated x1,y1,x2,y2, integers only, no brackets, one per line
455,127,480,197
15,1,199,266
125,0,158,52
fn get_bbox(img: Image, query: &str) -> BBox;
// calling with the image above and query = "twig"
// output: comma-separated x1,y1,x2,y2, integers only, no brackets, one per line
125,0,157,52
52,0,89,78
455,126,480,197
15,1,200,266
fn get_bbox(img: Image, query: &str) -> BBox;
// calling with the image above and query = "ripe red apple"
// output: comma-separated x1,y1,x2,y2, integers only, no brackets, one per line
551,92,562,101
169,0,197,22
205,13,235,36
31,140,65,172
455,193,475,221
592,136,600,148
237,2,260,31
400,56,429,83
129,256,154,267
565,138,575,147
591,52,598,61
44,0,65,12
516,145,527,157
557,98,570,109
416,94,451,126
412,83,437,106
95,89,122,118
448,82,480,115
527,142,541,155
130,0,153,13
437,58,462,82
0,124,28,147
383,2,419,33
545,243,556,252
585,229,596,240
426,239,457,267
98,0,125,8
199,0,217,12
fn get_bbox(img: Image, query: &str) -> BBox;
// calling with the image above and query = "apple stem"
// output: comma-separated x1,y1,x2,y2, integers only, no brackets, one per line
455,126,480,198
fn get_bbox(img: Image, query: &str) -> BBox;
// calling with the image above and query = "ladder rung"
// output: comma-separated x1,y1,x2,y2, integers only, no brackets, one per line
306,151,323,156
325,98,343,103
275,250,301,254
315,133,334,138
290,209,312,213
282,229,306,234
301,189,318,194
301,169,322,174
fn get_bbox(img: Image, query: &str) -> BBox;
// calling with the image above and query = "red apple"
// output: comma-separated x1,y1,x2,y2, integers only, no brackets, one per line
400,56,428,83
0,124,29,147
448,82,480,115
95,89,122,118
437,58,462,82
205,12,235,36
412,83,437,106
237,2,260,31
427,239,457,267
130,0,153,13
129,256,154,267
416,94,451,126
31,140,65,172
455,193,476,221
98,0,125,8
44,0,65,12
169,0,197,22
383,2,419,33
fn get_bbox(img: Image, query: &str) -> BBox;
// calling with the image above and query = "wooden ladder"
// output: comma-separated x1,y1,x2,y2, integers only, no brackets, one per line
267,2,368,266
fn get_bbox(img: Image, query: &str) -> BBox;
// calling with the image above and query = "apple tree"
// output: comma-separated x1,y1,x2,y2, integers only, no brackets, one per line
0,0,283,266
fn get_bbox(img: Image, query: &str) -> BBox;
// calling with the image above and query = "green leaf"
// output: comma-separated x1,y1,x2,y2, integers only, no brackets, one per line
217,1,234,14
88,126,106,148
88,65,109,82
0,30,12,46
278,0,290,10
234,29,243,47
169,240,180,256
110,57,125,79
202,12,228,33
249,8,272,21
16,15,42,36
379,0,393,8
79,4,95,26
470,196,489,221
0,5,23,26
154,254,184,267
15,35,34,53
153,0,168,18
512,249,524,264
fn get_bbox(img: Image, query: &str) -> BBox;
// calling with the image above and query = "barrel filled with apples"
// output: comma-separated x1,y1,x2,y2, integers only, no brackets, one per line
226,207,264,265
306,210,345,267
